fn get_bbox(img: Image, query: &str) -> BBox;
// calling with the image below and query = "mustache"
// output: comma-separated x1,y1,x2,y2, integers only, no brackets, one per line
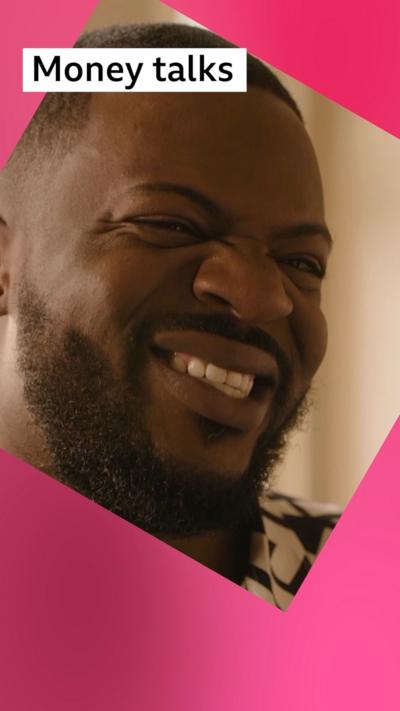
133,311,292,385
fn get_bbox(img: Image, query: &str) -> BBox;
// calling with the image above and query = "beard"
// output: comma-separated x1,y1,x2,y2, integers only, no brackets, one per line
15,278,309,537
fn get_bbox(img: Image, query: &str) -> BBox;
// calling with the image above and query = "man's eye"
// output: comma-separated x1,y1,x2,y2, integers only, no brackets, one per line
141,219,190,232
131,217,202,246
281,256,325,278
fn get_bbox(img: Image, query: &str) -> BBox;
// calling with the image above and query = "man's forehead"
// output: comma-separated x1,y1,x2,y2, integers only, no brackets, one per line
86,87,306,149
72,88,323,217
81,88,320,187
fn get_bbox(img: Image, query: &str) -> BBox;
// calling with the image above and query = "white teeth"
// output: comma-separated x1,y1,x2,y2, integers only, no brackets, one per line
170,352,255,399
245,377,254,397
172,354,187,374
205,363,227,384
226,371,243,388
212,382,247,399
187,358,205,379
242,374,251,393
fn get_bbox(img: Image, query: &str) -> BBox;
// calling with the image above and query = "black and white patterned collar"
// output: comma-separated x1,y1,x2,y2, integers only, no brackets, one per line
242,492,341,610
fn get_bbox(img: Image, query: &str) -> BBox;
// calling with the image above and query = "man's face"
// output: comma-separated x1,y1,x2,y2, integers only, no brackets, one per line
7,88,331,533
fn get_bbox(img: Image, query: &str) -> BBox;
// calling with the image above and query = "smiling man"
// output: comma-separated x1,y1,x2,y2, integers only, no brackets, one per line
0,24,339,609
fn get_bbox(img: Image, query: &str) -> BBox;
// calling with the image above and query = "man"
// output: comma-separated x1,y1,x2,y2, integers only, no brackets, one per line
0,23,339,610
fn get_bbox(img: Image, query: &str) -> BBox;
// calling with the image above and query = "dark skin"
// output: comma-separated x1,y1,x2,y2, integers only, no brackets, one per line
0,88,331,582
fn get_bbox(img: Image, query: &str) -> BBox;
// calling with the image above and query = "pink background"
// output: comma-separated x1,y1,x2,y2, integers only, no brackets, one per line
167,0,400,138
1,0,399,708
0,421,399,709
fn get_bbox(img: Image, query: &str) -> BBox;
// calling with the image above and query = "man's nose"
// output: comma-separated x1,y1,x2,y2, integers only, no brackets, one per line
192,241,294,325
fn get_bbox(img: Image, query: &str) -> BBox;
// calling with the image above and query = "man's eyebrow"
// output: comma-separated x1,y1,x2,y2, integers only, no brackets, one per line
120,183,333,247
273,222,333,247
126,182,223,218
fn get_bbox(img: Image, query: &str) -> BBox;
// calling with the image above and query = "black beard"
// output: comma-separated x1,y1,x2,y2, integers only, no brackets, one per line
15,279,309,536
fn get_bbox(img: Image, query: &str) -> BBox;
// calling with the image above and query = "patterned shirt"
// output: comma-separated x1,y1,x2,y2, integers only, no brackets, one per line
242,492,341,610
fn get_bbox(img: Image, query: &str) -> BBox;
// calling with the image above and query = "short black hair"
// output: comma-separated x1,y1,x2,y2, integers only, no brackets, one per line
11,23,302,167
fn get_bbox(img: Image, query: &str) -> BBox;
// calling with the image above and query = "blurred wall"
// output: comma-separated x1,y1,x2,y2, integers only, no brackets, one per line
84,0,177,28
271,75,400,506
83,0,400,507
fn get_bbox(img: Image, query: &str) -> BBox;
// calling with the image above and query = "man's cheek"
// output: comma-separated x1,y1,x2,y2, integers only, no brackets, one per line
137,367,187,452
295,307,328,380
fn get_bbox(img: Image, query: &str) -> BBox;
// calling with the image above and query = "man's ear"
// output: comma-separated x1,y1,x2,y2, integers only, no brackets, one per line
0,217,11,317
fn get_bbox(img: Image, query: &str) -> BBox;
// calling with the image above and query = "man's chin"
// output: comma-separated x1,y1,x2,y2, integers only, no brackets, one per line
146,422,259,483
151,450,250,488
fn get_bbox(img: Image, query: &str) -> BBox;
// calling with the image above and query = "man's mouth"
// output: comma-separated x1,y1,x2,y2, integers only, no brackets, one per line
171,352,254,400
149,330,280,432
